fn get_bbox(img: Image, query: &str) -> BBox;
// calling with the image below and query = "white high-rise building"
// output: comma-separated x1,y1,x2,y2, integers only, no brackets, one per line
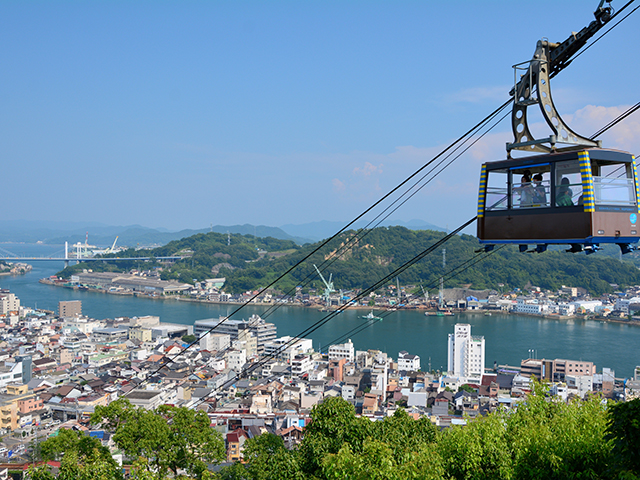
447,323,485,383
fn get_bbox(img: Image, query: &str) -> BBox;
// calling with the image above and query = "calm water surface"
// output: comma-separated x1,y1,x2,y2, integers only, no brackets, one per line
2,243,639,377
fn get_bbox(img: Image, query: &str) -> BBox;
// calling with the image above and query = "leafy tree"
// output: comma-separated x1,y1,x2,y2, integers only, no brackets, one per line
29,430,123,480
92,399,225,479
322,439,444,480
242,433,303,480
458,384,476,393
505,383,611,480
369,408,438,465
182,334,197,343
298,396,372,476
217,462,250,480
438,409,513,480
607,397,640,477
39,428,114,463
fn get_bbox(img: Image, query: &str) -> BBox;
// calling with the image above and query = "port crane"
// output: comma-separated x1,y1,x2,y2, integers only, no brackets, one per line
314,264,336,307
92,236,120,256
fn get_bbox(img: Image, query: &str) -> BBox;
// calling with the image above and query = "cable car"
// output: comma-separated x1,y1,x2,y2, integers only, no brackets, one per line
477,148,640,253
475,1,638,253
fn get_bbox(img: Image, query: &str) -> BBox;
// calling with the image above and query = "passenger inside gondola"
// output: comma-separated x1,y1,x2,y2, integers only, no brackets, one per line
518,172,534,208
532,173,547,206
556,177,574,206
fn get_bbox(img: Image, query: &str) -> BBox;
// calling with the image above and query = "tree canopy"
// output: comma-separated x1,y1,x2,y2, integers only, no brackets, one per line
91,398,225,479
25,393,640,479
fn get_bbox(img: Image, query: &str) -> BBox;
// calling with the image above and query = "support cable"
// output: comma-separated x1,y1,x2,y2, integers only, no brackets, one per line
590,101,640,139
257,102,511,321
128,99,512,392
566,0,640,70
190,216,477,409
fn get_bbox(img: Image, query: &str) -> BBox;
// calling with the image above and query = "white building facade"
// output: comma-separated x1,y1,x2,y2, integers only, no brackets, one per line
397,351,420,372
514,298,549,315
227,349,247,371
570,300,603,313
263,336,313,362
0,293,20,315
447,323,485,383
291,354,314,375
199,333,231,352
615,296,640,314
328,339,354,362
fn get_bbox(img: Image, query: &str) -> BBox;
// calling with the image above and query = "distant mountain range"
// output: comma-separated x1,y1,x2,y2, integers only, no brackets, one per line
0,219,445,247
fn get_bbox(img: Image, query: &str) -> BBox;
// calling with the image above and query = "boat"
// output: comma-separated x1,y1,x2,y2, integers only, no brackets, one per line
362,311,382,321
484,312,492,316
425,310,454,317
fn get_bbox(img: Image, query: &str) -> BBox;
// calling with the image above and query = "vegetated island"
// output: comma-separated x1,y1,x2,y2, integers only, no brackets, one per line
45,227,640,305
0,260,32,276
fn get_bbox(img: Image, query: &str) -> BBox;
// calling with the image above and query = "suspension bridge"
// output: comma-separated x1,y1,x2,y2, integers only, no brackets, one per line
0,242,185,266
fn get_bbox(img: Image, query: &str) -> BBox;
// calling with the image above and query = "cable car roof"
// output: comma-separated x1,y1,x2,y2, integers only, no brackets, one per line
484,148,635,173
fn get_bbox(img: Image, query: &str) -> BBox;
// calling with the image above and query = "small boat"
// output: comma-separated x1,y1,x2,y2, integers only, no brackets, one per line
362,311,382,321
484,312,492,316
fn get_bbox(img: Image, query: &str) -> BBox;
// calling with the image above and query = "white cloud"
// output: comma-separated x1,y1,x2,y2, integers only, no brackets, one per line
567,104,640,155
352,161,383,177
332,178,346,192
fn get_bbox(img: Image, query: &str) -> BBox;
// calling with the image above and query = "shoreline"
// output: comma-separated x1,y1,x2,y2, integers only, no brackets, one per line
38,277,640,327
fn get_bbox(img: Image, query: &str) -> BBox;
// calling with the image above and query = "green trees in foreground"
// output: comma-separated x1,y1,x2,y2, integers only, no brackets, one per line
27,391,640,480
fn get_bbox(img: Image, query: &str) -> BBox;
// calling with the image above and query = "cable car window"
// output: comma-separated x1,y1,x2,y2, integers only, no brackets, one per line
513,173,535,209
555,160,583,207
485,170,509,211
511,167,550,209
592,161,636,206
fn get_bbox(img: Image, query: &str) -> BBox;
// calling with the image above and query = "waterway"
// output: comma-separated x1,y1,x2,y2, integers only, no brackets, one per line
2,243,639,377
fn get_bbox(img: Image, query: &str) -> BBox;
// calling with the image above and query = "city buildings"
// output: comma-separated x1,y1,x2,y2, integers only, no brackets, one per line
0,285,636,466
194,315,276,353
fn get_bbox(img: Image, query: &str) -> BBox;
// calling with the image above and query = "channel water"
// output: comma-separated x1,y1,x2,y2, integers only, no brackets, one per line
2,243,639,377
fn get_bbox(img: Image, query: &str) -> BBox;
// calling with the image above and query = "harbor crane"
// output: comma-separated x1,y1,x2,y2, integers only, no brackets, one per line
314,264,336,307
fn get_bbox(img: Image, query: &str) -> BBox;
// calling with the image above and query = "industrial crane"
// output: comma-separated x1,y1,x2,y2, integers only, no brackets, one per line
313,264,336,307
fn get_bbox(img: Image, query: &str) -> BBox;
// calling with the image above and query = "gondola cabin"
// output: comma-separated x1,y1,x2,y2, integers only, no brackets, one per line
477,149,640,253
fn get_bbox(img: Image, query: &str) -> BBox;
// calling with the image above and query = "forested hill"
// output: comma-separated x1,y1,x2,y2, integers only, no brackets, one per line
57,227,640,296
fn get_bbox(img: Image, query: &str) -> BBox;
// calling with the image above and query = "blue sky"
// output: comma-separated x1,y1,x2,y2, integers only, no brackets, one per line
2,1,639,232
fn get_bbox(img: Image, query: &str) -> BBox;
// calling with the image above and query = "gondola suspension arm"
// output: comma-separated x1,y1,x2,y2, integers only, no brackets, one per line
507,0,614,155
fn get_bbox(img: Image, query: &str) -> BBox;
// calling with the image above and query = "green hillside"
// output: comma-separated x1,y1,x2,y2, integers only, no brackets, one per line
57,227,640,296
